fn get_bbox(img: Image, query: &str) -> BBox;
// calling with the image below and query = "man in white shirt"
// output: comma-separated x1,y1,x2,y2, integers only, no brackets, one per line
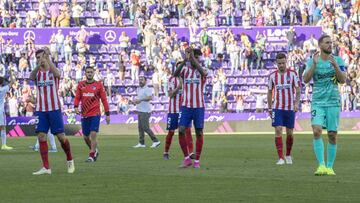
131,76,160,148
8,95,18,117
0,73,15,150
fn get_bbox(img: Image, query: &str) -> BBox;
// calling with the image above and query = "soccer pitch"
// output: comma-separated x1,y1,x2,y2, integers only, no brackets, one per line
1,134,360,203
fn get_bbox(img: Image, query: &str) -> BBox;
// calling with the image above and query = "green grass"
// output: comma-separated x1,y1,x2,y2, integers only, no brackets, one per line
1,134,360,203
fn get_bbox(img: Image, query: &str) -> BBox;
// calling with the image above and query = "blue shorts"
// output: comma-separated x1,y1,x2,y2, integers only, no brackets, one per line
179,107,205,129
81,116,101,136
271,109,295,129
167,112,192,131
167,113,179,131
35,110,64,135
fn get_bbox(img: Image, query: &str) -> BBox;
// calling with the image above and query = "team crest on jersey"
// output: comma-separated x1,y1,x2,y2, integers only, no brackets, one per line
92,86,96,90
286,77,291,83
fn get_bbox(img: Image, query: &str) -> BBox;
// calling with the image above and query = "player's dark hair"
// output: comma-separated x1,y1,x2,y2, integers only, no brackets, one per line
0,77,3,85
318,34,331,44
85,66,95,70
276,53,287,60
35,49,44,56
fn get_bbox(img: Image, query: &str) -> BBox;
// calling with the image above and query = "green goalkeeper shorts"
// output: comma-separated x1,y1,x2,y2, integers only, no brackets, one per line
311,106,340,132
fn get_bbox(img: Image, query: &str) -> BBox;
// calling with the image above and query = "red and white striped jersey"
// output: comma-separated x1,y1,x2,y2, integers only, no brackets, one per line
168,76,182,113
180,62,207,108
35,70,61,112
268,69,300,111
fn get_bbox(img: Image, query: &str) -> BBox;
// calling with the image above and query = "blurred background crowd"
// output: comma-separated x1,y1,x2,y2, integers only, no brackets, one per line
0,0,359,117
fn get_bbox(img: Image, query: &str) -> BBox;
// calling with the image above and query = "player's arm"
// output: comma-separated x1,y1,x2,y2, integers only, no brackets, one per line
294,86,300,112
329,55,346,84
303,52,319,83
267,89,273,116
189,50,207,77
73,83,82,114
43,47,61,78
267,75,273,116
173,61,186,77
168,78,182,98
99,83,110,124
29,65,40,81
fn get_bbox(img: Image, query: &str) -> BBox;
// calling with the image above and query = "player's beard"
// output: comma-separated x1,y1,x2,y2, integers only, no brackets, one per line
322,48,332,55
86,76,94,82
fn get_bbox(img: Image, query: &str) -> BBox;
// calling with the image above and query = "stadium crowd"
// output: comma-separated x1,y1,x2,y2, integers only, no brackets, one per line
0,0,359,117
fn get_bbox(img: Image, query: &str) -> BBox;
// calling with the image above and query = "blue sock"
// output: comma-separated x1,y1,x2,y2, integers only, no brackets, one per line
313,138,325,166
327,143,337,168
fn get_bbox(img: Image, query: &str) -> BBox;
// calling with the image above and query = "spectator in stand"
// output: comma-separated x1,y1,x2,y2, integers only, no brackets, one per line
76,26,89,44
8,94,18,117
106,0,115,25
118,54,126,85
28,44,36,71
130,50,140,83
57,9,70,27
72,2,83,27
25,96,35,117
218,68,227,92
115,15,124,27
104,68,115,97
212,75,221,106
119,31,130,52
286,26,297,52
50,34,59,64
219,92,228,113
21,80,31,103
75,63,83,83
19,54,29,74
55,30,65,60
96,0,105,14
228,40,240,75
64,35,73,64
49,3,60,27
235,95,244,113
152,68,160,97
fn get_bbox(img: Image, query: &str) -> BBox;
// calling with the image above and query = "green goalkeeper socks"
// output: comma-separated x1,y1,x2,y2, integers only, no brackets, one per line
313,138,325,166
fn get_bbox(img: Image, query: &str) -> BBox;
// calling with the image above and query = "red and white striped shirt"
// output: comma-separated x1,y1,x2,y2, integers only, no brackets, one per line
168,76,182,113
180,62,207,108
268,69,300,111
35,70,61,112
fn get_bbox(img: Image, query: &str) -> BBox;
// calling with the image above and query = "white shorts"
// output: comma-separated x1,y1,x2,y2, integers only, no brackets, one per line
0,112,5,126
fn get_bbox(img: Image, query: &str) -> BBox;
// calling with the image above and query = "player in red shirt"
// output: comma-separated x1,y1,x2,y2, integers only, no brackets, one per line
74,66,110,162
163,63,194,160
174,48,207,168
30,47,74,175
267,53,301,165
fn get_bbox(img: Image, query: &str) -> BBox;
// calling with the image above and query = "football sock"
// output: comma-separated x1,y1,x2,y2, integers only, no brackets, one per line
327,143,337,168
313,138,325,166
47,132,57,150
39,140,49,169
164,131,174,153
185,128,194,153
1,129,6,145
178,134,189,157
195,133,204,161
89,151,95,158
275,136,283,159
60,139,73,161
286,135,293,156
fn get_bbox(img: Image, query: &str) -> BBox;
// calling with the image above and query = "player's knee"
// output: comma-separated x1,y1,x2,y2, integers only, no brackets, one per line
313,127,322,138
179,126,186,135
195,129,203,137
328,132,337,144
